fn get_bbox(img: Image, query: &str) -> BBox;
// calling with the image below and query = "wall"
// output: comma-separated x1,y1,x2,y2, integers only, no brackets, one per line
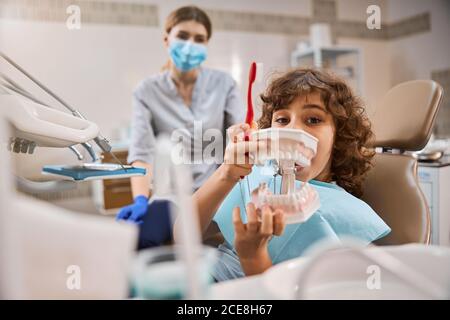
387,0,450,138
0,0,448,179
387,0,450,84
0,0,309,177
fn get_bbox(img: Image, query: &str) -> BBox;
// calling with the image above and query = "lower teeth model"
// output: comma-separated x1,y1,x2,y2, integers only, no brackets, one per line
249,128,321,224
251,181,320,224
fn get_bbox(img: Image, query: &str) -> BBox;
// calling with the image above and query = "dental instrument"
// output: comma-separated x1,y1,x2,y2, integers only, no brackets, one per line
0,52,145,183
0,52,119,161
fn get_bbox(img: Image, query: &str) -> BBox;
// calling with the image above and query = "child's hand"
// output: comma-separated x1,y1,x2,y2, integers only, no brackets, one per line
233,203,286,275
221,124,266,182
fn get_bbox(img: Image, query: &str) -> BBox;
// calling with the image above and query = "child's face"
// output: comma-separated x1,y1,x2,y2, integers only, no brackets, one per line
271,92,335,182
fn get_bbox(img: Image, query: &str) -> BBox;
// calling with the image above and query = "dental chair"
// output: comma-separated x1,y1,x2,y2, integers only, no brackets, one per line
362,80,443,245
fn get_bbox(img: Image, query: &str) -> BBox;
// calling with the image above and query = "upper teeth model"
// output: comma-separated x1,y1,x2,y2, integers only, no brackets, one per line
250,128,317,167
249,128,320,224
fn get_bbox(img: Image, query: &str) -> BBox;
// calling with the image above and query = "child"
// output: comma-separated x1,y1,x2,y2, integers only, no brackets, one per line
192,68,391,281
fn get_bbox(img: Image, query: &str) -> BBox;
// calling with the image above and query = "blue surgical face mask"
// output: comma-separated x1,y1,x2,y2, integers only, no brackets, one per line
168,39,207,72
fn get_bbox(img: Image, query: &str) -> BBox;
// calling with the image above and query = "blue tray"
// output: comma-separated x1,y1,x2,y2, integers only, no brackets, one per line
42,164,146,181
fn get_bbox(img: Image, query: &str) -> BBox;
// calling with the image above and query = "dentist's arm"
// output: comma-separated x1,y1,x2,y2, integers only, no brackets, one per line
130,161,153,198
117,87,157,223
116,160,152,223
127,90,156,199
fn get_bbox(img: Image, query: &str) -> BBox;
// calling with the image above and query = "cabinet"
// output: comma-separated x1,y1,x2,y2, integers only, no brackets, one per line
291,46,363,95
92,149,133,214
418,160,450,246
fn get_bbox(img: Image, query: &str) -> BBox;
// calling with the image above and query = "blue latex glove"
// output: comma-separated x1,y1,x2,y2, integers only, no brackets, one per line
116,195,148,224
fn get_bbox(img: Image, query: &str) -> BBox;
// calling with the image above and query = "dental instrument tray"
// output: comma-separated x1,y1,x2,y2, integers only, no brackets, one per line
42,163,146,181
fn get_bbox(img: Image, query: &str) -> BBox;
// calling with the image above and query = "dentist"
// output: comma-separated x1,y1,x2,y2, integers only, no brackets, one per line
117,6,245,224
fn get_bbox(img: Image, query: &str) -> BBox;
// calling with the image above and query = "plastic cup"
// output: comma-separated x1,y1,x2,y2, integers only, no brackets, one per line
130,245,217,299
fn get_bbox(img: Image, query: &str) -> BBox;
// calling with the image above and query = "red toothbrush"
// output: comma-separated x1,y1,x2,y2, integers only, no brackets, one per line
246,61,257,127
240,62,259,179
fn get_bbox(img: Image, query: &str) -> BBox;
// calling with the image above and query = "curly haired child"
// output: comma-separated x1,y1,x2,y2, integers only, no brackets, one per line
189,68,391,281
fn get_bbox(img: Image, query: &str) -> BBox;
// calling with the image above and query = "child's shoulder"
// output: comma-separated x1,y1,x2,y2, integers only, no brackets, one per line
311,180,377,220
310,180,391,243
310,180,371,211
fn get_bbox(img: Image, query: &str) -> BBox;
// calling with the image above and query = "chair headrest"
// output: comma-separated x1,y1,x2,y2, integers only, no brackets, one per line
370,80,443,151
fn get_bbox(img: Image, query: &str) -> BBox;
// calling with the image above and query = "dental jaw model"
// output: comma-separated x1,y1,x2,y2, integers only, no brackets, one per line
250,128,320,224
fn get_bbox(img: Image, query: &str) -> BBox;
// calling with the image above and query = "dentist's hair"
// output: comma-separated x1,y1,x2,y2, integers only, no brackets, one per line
258,68,375,198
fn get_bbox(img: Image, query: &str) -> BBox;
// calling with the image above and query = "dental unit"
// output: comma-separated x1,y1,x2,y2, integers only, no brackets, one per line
0,52,145,186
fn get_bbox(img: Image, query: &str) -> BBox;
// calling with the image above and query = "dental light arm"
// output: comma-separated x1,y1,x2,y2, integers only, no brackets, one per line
0,52,122,166
1,92,100,150
0,52,146,192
